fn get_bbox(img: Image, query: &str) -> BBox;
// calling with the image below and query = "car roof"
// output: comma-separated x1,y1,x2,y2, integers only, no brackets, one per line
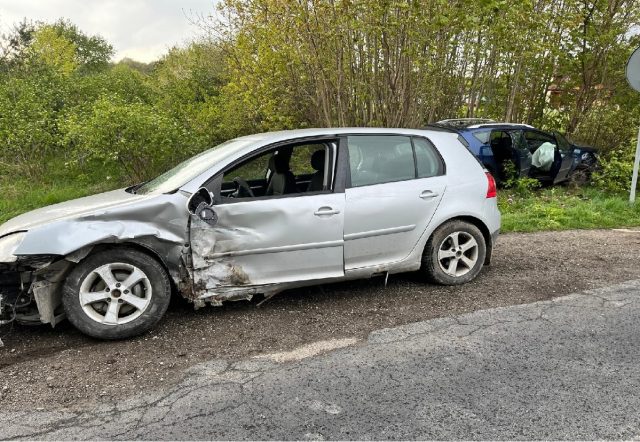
426,122,536,132
466,123,534,129
435,118,496,128
233,127,460,145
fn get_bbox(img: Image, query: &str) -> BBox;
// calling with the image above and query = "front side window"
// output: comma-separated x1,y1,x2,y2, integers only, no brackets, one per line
553,132,572,153
223,151,271,184
524,131,556,152
220,141,334,200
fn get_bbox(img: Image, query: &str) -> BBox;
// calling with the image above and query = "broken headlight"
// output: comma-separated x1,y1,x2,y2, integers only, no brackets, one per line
0,232,26,264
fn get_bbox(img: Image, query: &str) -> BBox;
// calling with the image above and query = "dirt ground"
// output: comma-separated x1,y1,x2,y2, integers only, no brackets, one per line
1,229,640,410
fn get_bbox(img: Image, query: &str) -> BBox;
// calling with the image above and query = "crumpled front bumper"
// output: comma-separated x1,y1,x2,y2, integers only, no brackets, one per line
0,268,20,325
0,258,69,327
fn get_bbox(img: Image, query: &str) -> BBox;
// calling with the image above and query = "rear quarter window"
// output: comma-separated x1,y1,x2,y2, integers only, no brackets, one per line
414,137,445,178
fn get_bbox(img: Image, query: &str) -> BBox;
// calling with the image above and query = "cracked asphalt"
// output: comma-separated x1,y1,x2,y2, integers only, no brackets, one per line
2,279,640,440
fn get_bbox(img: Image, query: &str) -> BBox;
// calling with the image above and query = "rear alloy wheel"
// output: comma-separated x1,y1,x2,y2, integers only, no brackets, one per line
63,248,171,340
422,220,486,285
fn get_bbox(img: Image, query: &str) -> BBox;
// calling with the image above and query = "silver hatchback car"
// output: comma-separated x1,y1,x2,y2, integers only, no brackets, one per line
0,128,500,339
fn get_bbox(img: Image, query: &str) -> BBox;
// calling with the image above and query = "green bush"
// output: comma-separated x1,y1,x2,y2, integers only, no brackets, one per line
61,96,190,183
0,71,66,177
592,147,635,194
501,160,541,196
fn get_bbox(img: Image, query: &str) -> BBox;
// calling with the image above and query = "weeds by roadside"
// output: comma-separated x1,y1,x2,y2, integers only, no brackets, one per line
499,186,640,232
0,159,118,224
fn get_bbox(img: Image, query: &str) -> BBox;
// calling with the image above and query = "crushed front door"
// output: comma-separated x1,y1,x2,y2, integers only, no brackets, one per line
189,193,345,299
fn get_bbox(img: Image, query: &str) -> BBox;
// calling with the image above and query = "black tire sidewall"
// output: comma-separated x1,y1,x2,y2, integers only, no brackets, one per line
62,248,171,340
423,220,487,285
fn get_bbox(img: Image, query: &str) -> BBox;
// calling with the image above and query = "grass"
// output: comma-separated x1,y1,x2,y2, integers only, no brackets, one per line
499,186,640,232
0,162,118,224
2,163,640,233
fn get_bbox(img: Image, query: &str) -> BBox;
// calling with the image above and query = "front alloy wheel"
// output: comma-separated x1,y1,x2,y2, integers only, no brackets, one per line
63,248,171,340
79,263,153,326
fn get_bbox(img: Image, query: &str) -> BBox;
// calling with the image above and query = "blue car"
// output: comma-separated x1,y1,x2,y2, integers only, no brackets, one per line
427,119,598,186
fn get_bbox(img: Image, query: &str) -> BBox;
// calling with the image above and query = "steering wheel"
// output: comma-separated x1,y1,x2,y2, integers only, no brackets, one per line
232,177,255,198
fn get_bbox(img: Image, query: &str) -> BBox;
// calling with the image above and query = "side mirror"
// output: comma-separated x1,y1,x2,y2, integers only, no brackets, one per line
187,188,218,226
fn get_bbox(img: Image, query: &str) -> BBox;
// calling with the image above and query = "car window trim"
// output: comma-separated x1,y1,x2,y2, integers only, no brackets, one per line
344,134,446,189
208,135,341,204
410,137,419,178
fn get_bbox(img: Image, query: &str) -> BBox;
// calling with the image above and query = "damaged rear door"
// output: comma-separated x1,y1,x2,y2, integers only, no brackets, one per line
189,138,345,300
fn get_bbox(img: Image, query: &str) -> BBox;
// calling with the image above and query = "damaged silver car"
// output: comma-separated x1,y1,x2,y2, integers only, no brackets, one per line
0,128,500,339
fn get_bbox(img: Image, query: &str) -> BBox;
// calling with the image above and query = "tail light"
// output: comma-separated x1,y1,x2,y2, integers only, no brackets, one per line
486,172,497,198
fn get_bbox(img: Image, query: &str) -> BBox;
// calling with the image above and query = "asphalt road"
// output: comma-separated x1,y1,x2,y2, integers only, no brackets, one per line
3,229,640,410
2,279,640,440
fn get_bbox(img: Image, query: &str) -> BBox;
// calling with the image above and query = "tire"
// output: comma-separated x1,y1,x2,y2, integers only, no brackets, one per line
62,247,171,340
568,166,590,188
421,220,487,285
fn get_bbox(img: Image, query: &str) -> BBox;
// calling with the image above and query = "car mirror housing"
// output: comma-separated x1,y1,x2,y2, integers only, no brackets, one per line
187,188,218,226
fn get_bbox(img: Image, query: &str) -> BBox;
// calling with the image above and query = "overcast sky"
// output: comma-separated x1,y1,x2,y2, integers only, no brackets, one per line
0,0,217,62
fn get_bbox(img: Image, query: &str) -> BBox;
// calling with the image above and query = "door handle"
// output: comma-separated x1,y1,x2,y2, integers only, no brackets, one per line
419,190,439,200
314,207,341,216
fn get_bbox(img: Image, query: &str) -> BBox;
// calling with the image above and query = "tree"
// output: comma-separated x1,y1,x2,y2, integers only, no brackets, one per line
49,20,113,73
0,19,113,74
28,25,78,76
208,0,640,144
153,42,229,144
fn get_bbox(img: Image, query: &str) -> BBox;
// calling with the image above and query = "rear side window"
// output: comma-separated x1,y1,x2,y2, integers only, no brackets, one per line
414,137,444,178
347,135,444,187
472,130,491,144
348,135,415,187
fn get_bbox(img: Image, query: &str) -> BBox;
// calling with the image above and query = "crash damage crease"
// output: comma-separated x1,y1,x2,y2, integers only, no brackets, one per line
187,194,341,306
187,189,431,307
189,216,260,307
0,193,193,326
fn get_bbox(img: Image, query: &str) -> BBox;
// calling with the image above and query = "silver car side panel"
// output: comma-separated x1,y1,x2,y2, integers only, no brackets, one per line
344,175,447,270
190,192,346,302
10,193,192,314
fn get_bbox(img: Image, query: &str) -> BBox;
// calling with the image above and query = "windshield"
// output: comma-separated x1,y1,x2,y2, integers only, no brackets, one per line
135,138,260,195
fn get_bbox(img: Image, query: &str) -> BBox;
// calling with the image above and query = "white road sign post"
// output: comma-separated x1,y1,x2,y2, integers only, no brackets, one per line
626,46,640,203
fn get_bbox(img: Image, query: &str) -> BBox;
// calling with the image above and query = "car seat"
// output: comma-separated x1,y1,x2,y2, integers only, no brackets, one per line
307,149,326,191
266,153,297,196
